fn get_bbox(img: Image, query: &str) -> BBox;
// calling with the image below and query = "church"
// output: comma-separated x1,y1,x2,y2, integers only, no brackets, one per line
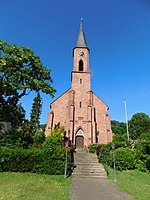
45,22,112,149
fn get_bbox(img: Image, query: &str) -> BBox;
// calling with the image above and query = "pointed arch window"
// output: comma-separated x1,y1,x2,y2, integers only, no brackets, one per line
79,60,83,71
80,102,82,108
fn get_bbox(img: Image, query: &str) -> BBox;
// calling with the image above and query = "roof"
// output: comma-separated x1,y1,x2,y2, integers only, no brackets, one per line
91,90,109,110
50,88,71,108
75,21,88,48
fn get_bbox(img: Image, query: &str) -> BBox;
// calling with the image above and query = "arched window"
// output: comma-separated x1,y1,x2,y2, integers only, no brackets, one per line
79,60,83,71
80,102,82,108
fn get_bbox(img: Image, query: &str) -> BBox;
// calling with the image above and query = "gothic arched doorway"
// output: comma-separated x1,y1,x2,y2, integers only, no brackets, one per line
75,128,84,149
75,136,84,149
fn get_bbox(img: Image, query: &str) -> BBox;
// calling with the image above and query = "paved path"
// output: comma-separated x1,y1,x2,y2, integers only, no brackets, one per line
70,177,134,200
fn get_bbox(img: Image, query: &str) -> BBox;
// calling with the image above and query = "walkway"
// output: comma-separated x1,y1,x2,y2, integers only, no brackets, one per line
70,150,134,200
70,177,134,200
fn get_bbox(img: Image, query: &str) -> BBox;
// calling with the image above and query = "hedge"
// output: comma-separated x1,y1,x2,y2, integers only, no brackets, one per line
88,143,112,153
0,146,71,175
111,147,136,171
98,147,149,172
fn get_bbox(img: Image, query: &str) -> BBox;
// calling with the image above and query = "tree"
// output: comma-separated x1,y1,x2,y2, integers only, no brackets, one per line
12,103,26,126
0,40,56,126
0,120,33,148
30,92,42,131
0,102,26,127
111,120,126,135
129,113,150,139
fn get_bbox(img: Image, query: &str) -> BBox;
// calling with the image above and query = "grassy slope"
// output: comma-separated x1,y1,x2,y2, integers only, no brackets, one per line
108,168,150,200
0,172,71,200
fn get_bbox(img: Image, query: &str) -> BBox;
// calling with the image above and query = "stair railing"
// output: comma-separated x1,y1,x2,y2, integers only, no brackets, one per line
101,155,109,176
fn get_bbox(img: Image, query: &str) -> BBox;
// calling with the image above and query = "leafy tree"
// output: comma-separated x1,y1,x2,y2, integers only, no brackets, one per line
137,132,150,155
9,104,25,127
113,134,125,142
0,101,26,127
111,120,126,135
50,123,65,141
30,92,42,131
139,132,150,141
129,113,150,139
0,40,56,126
0,121,33,148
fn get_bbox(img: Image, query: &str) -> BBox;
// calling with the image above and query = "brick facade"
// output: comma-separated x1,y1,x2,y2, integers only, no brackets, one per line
45,23,112,148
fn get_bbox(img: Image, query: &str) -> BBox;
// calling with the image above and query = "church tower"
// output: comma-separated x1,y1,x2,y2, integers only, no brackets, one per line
72,21,90,91
45,22,112,148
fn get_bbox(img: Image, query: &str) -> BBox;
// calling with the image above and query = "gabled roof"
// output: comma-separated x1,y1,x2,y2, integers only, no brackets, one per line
50,89,109,110
91,90,109,110
50,88,71,108
75,21,88,48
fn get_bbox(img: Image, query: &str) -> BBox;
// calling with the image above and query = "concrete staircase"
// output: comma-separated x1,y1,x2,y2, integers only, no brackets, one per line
72,150,106,178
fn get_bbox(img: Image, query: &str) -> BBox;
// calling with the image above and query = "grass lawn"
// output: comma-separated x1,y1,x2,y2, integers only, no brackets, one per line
108,168,150,200
0,172,71,200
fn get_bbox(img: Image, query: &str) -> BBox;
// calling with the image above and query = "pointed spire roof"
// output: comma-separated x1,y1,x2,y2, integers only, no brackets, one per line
75,20,88,48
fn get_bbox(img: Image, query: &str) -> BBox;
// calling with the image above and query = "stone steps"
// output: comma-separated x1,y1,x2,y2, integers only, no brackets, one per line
72,174,106,178
72,151,106,178
75,162,101,165
73,170,105,174
74,166,104,169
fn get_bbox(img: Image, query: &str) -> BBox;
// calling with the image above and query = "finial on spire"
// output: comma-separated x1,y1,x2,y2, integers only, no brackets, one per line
80,17,83,26
75,19,88,48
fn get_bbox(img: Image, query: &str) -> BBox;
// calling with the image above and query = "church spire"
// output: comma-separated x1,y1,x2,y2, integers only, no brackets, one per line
75,20,88,48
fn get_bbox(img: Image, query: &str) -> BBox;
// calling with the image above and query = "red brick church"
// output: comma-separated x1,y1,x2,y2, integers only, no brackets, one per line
45,22,112,148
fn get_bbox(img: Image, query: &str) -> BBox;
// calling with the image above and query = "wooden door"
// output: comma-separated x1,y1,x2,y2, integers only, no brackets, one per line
75,136,84,149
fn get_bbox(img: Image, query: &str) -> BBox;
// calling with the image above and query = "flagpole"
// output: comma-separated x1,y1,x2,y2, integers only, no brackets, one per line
124,99,129,141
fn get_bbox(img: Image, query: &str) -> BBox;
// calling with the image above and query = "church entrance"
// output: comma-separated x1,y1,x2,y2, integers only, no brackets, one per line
75,136,84,149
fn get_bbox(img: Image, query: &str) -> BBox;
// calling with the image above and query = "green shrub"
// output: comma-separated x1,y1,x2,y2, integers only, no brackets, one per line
0,146,69,175
140,140,150,155
0,124,72,176
134,150,149,172
98,146,150,172
113,134,126,142
113,141,126,149
0,127,33,149
110,147,136,171
0,147,34,172
109,148,149,172
88,144,97,153
135,160,147,172
33,131,45,148
134,139,150,155
145,155,150,171
94,140,150,172
99,148,111,164
88,143,112,153
139,132,150,140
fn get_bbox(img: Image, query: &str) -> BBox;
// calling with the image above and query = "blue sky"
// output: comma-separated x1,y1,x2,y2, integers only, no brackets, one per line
1,0,150,124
